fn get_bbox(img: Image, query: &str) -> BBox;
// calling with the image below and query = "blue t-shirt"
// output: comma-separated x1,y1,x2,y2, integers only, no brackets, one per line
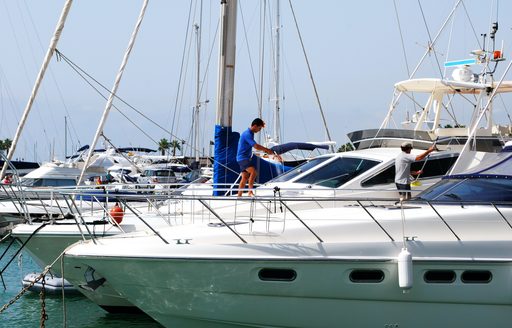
237,128,256,162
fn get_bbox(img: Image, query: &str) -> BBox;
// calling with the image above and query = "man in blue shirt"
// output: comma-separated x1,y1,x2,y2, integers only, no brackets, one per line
236,118,281,196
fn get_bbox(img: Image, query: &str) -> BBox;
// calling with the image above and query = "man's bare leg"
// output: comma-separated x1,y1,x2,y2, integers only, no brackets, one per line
237,171,249,197
247,166,257,196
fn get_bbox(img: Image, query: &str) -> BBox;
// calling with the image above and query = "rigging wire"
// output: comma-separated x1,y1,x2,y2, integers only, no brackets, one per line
54,50,239,175
1,1,49,157
239,1,263,120
417,0,444,78
21,0,81,151
170,0,194,141
257,0,267,144
287,0,334,150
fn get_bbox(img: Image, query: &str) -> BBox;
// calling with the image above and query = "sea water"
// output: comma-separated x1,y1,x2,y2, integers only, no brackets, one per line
0,240,162,327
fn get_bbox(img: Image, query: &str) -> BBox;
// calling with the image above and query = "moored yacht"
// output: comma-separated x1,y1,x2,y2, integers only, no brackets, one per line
61,148,512,327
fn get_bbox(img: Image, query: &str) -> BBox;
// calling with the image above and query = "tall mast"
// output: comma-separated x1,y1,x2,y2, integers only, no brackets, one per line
193,1,203,163
215,0,237,128
273,0,281,143
213,0,238,195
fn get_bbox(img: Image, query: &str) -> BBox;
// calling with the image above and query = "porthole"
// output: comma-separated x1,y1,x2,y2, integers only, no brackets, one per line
424,270,456,283
461,270,492,284
258,268,297,281
349,270,384,283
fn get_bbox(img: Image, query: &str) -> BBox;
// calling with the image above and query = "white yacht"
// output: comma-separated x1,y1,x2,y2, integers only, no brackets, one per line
60,148,512,327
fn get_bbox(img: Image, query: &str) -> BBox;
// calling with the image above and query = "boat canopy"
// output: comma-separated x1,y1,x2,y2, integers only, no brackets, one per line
395,78,512,94
270,142,329,155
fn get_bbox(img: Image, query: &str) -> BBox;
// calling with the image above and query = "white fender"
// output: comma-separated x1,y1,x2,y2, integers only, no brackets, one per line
398,248,413,289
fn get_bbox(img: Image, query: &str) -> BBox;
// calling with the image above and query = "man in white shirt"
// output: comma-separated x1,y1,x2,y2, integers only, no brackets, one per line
395,141,436,200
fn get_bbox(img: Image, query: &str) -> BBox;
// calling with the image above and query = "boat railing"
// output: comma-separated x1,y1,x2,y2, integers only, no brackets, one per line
9,183,508,246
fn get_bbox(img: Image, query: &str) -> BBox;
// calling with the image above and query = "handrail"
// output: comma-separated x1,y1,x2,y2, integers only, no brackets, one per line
197,199,247,243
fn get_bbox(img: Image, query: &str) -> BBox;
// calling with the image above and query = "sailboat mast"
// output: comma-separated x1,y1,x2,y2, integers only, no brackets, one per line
213,0,238,195
273,0,281,143
0,0,73,179
215,0,237,128
64,116,68,159
193,1,203,163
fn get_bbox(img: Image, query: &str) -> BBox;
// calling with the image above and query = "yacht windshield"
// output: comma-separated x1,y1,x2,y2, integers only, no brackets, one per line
269,157,330,183
295,157,380,188
20,178,77,187
416,178,512,202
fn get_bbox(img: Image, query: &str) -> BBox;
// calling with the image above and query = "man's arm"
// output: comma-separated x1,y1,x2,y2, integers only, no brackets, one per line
415,145,436,161
254,144,283,162
253,143,273,155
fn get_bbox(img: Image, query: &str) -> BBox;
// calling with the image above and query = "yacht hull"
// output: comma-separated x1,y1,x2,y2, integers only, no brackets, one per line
63,241,512,328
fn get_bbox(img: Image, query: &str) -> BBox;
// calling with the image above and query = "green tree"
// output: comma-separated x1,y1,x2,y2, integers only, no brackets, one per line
158,138,170,156
337,142,354,152
0,138,12,155
170,139,181,157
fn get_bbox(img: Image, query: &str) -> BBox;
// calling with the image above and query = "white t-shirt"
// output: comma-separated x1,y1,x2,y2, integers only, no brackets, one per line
395,152,416,184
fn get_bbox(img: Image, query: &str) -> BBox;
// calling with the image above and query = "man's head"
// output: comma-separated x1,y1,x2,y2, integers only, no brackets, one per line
401,141,413,153
250,118,265,133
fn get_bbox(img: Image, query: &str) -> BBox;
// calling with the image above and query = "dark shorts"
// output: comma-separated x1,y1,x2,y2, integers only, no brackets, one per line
395,183,411,198
238,159,254,172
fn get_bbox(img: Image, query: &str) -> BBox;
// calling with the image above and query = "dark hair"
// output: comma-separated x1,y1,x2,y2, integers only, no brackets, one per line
251,118,265,127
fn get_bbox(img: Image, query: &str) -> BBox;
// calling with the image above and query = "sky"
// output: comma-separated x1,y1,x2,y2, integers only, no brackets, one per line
0,0,511,162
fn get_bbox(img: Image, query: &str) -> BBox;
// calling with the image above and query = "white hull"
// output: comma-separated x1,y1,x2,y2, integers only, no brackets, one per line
64,240,512,328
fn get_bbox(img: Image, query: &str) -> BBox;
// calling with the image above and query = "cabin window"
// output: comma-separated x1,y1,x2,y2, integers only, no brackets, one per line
424,270,456,283
361,155,458,188
270,157,330,183
258,268,297,281
349,269,385,283
361,165,395,187
410,156,458,178
417,178,512,202
461,270,492,283
296,157,380,188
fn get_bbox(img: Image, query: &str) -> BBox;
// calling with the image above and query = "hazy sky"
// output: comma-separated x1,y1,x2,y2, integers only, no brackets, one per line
0,0,511,162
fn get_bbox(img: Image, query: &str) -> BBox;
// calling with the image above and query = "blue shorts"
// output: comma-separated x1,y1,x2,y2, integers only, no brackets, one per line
238,159,254,172
395,183,411,197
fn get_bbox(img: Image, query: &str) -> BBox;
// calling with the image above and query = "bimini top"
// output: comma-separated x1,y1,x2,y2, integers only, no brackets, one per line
395,78,512,95
270,142,330,155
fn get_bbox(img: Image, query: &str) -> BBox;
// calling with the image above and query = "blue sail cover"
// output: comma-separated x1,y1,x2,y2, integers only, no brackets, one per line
213,125,292,196
213,125,240,196
271,142,329,154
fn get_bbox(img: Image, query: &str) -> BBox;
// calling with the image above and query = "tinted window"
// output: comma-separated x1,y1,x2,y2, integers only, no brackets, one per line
349,269,385,283
362,156,458,187
424,270,456,283
417,178,512,202
32,179,76,187
361,165,395,187
411,156,458,178
155,170,174,177
270,157,330,183
296,157,380,188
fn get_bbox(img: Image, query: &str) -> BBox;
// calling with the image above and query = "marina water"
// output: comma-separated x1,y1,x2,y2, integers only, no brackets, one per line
0,240,162,327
